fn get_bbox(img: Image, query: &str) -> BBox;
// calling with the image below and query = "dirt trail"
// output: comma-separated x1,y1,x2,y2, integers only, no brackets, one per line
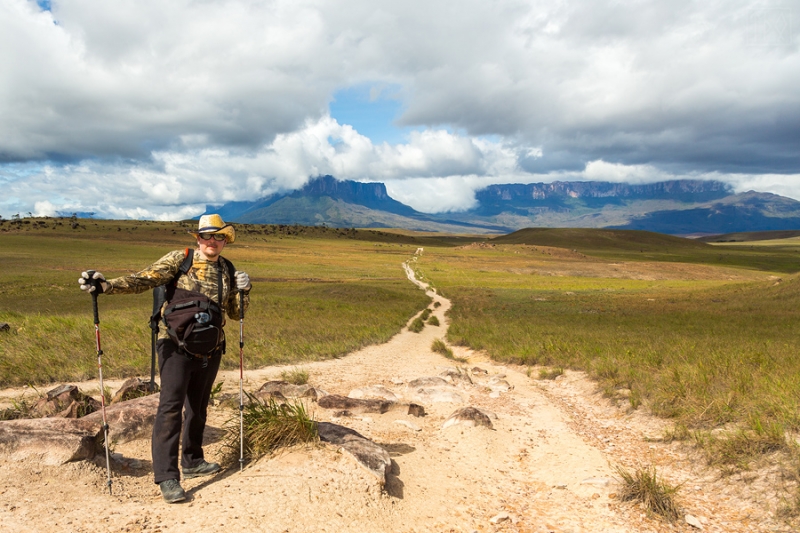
0,261,790,532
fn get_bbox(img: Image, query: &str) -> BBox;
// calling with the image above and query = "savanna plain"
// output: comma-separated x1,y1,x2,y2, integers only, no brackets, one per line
2,217,800,532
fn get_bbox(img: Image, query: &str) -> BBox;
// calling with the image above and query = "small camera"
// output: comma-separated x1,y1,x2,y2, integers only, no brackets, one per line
194,312,211,325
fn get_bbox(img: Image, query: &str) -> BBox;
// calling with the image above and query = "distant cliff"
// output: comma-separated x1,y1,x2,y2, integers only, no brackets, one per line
206,176,800,235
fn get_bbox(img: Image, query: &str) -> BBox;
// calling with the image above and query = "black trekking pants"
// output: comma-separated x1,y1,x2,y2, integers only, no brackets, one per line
152,339,221,484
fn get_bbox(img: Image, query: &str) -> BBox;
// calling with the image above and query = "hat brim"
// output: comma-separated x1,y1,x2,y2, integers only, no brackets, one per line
188,224,236,244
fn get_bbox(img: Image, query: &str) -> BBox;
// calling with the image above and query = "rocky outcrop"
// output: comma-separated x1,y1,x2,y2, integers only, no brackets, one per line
31,384,100,418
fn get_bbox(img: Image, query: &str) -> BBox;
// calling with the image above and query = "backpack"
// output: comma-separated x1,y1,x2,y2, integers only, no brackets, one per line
149,249,236,364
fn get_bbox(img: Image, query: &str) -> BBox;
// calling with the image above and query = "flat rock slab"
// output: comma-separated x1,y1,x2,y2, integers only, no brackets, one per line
317,394,393,414
317,422,392,484
441,407,494,430
0,418,100,464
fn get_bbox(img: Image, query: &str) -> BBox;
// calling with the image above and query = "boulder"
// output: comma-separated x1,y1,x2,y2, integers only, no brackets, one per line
441,407,494,430
317,394,393,414
0,418,100,464
111,377,158,404
348,385,399,402
317,422,392,484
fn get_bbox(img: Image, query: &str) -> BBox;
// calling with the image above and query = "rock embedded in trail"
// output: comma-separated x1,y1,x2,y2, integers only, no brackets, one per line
441,407,494,430
317,422,392,484
407,403,425,417
317,394,393,414
407,377,449,388
257,380,319,400
409,387,464,405
348,385,399,402
487,376,513,393
439,368,472,386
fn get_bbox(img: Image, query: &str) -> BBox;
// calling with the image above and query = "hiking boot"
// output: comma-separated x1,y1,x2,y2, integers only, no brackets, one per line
159,479,186,503
182,460,221,479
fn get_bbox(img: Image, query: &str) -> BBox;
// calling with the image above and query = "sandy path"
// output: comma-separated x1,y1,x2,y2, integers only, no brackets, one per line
0,261,791,532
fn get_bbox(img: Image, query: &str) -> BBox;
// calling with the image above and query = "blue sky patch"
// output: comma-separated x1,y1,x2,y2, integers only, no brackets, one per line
329,84,414,145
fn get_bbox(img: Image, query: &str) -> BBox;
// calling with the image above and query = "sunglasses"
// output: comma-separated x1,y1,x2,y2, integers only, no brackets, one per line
198,233,226,242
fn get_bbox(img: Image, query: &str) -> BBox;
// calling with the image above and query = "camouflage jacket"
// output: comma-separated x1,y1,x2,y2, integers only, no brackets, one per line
106,249,250,341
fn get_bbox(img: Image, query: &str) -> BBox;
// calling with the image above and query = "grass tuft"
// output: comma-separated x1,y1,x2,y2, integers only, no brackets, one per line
616,465,681,522
280,367,310,385
0,395,37,421
427,315,440,326
694,420,789,472
409,317,425,333
538,367,564,380
431,338,468,363
223,395,318,465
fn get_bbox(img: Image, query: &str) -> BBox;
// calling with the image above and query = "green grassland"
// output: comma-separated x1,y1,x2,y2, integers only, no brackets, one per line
0,217,430,385
5,218,800,515
414,235,800,432
414,230,800,512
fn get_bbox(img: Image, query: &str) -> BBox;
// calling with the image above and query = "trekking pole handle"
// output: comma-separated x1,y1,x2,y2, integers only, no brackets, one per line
87,270,100,325
238,289,245,320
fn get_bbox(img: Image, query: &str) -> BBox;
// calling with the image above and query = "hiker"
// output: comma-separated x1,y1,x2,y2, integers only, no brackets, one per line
78,214,251,503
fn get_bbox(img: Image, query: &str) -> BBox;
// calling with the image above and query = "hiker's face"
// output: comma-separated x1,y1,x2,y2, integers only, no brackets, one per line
197,233,226,260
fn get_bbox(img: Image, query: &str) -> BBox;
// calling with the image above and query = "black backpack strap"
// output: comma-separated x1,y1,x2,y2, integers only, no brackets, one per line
151,248,193,329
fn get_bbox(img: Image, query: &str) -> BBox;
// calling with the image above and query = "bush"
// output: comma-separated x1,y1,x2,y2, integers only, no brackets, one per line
409,317,425,333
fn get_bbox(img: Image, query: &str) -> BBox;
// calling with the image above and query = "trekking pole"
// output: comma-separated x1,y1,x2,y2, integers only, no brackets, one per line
87,270,113,495
238,289,245,473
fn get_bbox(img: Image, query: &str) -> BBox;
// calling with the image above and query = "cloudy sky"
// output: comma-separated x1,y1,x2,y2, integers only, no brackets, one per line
1,0,798,219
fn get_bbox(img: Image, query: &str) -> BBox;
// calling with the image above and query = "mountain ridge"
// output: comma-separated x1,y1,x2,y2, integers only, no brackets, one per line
205,176,800,235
